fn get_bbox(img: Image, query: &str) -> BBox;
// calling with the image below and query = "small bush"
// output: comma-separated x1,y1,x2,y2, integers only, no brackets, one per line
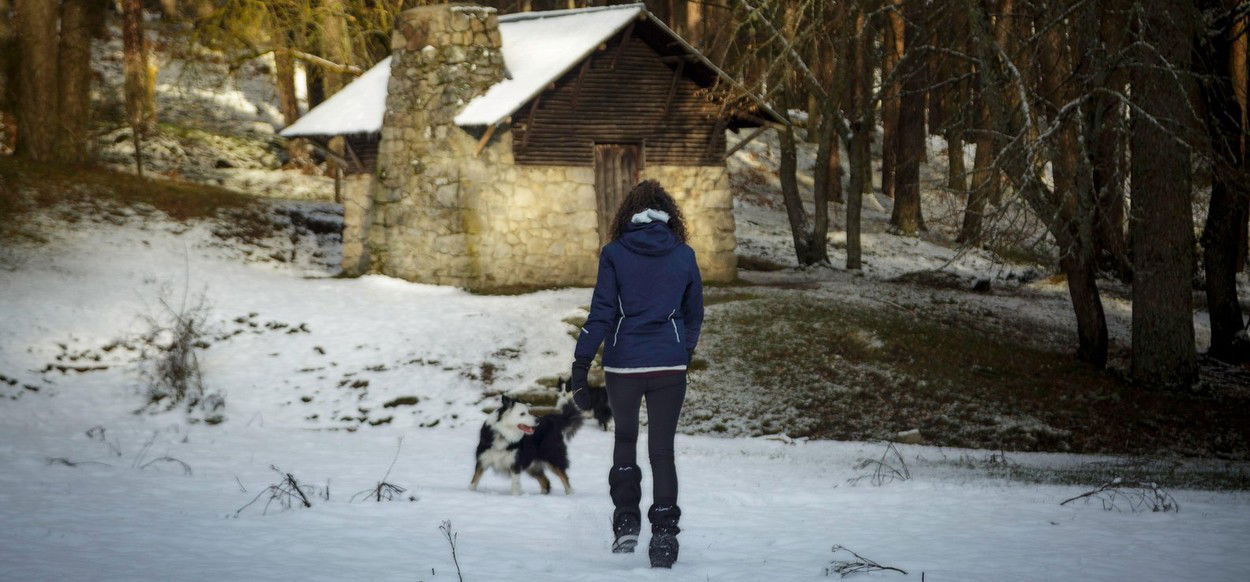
139,287,224,422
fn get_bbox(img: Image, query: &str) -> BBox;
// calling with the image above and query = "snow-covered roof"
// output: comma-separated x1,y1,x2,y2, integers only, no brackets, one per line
280,56,391,138
452,4,644,126
281,3,776,138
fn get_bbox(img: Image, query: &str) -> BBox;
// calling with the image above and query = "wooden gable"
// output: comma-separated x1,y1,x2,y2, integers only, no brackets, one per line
511,27,729,167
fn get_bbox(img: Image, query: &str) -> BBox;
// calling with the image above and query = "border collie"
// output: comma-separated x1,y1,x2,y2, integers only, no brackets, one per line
470,385,583,495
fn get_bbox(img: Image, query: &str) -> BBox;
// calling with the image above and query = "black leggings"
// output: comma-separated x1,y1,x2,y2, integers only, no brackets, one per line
605,372,686,506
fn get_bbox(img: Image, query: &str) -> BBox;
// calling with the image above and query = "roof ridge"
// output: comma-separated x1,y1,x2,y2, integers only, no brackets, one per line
496,2,645,24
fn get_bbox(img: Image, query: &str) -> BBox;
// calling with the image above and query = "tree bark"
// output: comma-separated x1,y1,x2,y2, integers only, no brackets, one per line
958,92,995,244
1197,0,1249,361
1129,0,1198,388
14,0,60,161
685,0,703,47
845,9,873,270
880,1,904,200
57,0,102,164
889,0,926,235
122,0,154,176
319,0,353,95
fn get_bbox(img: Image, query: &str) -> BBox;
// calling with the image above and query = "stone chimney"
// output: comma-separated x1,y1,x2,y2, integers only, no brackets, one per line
366,4,505,284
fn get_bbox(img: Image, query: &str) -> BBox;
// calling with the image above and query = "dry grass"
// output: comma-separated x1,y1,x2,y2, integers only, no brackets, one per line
690,288,1250,460
0,156,253,229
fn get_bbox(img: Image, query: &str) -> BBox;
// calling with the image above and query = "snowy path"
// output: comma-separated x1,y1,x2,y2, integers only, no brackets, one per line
2,420,1249,581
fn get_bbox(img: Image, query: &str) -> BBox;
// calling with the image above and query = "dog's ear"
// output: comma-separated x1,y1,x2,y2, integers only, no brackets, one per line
500,395,514,408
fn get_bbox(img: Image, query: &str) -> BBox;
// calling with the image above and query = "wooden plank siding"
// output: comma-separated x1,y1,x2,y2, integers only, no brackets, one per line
512,30,727,167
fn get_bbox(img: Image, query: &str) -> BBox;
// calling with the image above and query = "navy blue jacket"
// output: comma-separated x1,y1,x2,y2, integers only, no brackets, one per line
574,219,704,371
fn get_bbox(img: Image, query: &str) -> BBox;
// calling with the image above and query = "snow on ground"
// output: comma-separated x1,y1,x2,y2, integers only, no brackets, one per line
2,202,1249,581
4,419,1250,582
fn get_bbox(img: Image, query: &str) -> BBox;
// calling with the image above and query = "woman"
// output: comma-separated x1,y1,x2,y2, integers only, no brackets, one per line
569,179,704,569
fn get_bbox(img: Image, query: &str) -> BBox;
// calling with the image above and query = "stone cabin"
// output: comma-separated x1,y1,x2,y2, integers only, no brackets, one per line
281,3,780,289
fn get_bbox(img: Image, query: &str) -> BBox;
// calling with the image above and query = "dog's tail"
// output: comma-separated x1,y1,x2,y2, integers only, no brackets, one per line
550,384,585,439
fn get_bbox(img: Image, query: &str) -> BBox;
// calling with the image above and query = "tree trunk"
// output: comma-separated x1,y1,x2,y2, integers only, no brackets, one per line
1060,252,1110,367
685,0,703,47
1129,0,1198,388
274,48,301,126
1233,12,1249,272
845,9,872,270
1197,0,1249,361
958,93,995,244
122,0,154,176
14,0,59,161
320,0,352,95
945,128,965,194
56,0,102,164
889,0,927,235
779,116,817,264
880,2,904,200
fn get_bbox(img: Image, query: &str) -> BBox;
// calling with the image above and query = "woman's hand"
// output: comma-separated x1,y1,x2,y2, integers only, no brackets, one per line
569,359,590,391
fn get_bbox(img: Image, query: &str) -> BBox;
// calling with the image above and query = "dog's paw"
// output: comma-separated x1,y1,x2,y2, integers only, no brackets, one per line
468,483,478,492
564,487,574,496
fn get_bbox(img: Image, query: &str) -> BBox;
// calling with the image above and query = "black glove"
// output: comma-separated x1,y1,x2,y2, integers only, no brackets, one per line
568,359,592,411
569,359,590,391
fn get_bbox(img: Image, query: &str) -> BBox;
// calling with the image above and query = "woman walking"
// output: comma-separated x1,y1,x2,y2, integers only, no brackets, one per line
569,179,704,569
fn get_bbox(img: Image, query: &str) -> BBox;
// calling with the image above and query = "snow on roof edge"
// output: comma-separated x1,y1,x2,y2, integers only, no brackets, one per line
453,4,644,127
496,2,644,23
280,56,392,138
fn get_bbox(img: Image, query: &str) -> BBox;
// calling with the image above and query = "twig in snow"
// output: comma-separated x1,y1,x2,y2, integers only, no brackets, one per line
848,442,911,486
350,437,412,502
233,465,316,517
46,457,113,468
131,431,158,469
139,456,193,476
440,520,465,582
1060,478,1179,513
85,425,122,457
825,545,907,577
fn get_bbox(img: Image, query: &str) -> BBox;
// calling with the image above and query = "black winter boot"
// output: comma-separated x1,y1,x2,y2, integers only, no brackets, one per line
608,464,642,553
647,503,681,568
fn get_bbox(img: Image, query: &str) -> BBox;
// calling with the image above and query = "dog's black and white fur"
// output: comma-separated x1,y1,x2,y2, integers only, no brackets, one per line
470,384,582,495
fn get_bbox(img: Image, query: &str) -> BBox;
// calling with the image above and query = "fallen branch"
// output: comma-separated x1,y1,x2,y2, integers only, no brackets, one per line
1060,478,1179,513
825,545,907,577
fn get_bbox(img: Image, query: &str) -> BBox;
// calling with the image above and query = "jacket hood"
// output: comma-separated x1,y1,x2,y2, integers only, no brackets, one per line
619,211,679,256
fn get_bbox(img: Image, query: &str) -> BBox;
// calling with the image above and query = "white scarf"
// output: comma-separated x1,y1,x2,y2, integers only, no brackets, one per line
630,208,671,224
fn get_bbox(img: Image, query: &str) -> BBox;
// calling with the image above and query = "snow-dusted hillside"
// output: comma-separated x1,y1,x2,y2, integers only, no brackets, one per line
2,190,1249,581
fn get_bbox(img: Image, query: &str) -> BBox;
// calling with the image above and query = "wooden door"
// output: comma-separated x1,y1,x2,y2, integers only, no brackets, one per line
594,143,643,246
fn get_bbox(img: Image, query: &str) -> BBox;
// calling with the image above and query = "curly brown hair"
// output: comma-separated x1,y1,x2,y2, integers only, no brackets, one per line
609,179,688,243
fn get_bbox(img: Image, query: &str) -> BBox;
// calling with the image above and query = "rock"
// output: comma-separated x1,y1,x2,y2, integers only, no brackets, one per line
895,428,923,444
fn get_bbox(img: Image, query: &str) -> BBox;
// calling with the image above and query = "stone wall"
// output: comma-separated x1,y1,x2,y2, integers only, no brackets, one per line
642,165,737,282
351,3,737,289
340,174,376,277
